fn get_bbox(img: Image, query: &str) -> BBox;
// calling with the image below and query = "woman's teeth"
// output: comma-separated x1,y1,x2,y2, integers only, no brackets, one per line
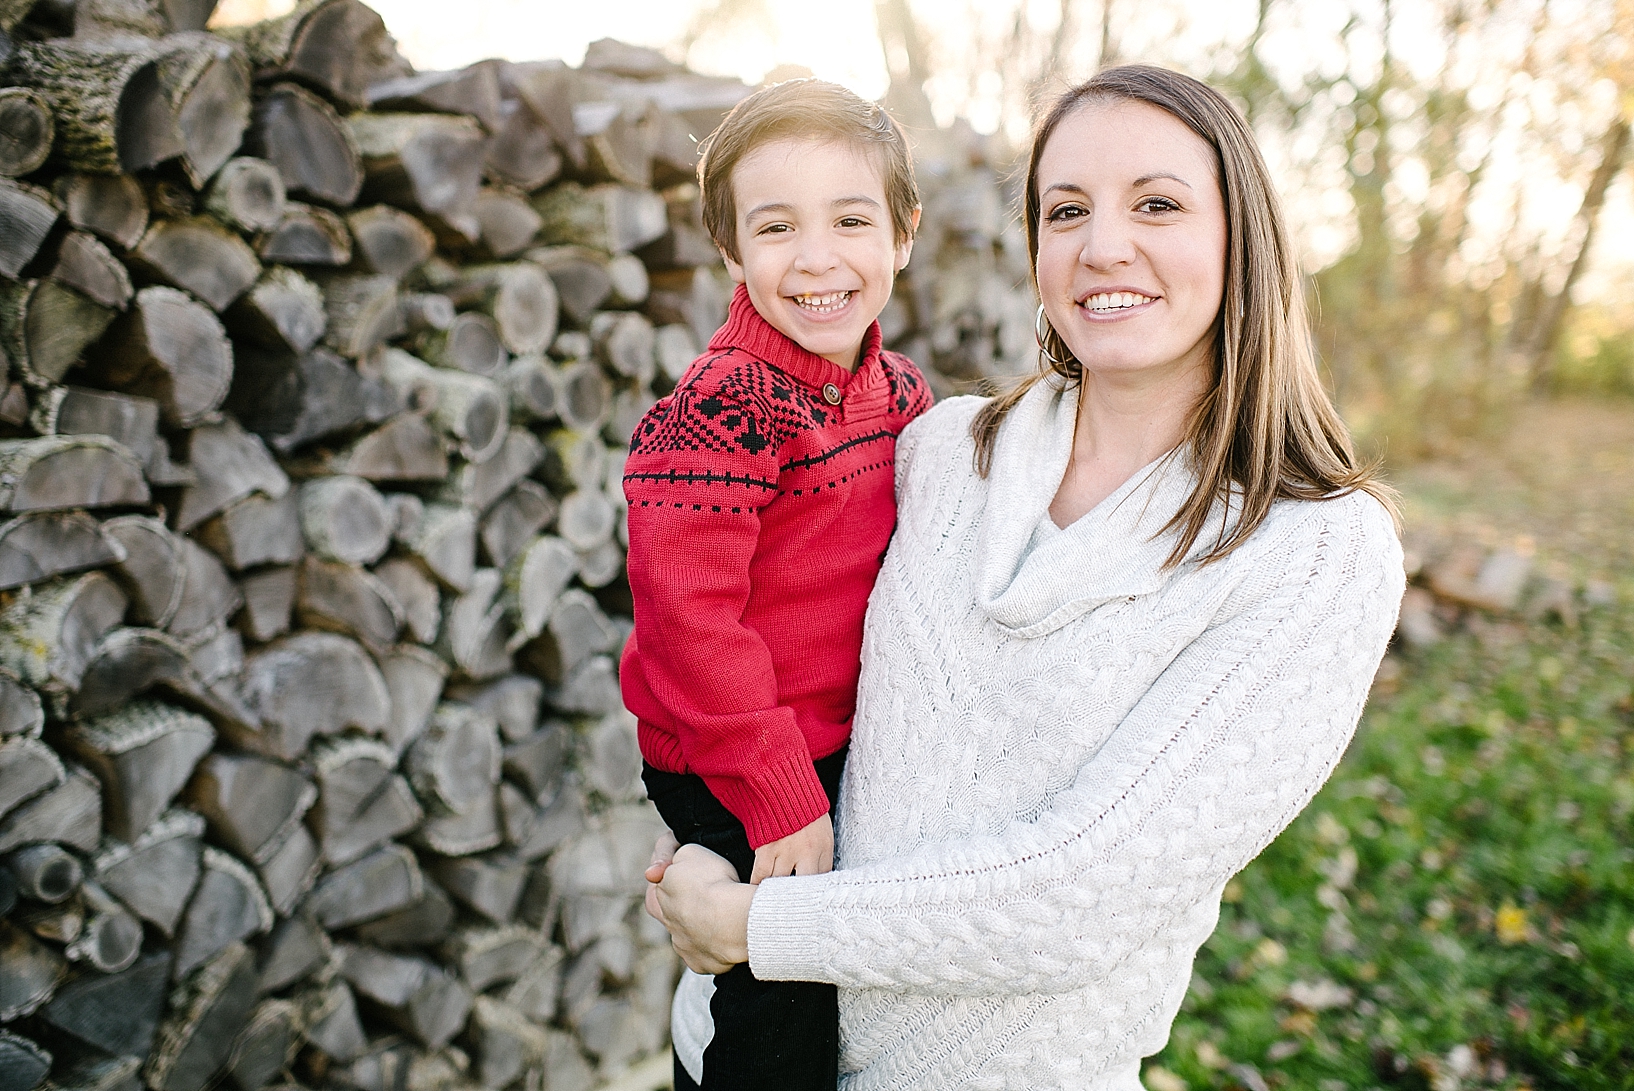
793,291,853,314
1084,291,1155,312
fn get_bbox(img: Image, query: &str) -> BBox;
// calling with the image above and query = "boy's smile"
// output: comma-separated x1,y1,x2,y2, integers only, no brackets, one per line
722,138,918,372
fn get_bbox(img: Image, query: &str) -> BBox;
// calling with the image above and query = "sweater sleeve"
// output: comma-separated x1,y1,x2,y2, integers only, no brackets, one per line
746,495,1405,994
622,382,832,849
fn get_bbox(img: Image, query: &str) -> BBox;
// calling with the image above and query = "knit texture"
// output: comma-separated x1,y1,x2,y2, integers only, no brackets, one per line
676,376,1404,1089
621,284,931,848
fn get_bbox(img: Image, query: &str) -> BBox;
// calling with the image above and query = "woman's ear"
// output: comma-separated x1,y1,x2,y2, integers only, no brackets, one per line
895,206,923,272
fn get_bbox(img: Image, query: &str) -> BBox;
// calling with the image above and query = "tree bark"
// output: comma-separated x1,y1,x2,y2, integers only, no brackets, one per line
0,571,128,694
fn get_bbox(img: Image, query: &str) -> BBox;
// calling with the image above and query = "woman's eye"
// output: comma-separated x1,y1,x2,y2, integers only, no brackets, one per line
1136,197,1181,214
1045,204,1087,223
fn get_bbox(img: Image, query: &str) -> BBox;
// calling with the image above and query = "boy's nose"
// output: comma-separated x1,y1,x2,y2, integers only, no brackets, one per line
791,232,840,275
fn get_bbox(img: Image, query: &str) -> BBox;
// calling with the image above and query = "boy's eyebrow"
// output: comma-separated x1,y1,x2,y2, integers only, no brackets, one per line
743,195,885,221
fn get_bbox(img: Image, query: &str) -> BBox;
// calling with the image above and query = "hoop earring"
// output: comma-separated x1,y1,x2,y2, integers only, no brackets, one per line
1035,303,1070,366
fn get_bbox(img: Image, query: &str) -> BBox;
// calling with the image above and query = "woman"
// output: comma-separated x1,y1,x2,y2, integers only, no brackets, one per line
647,65,1406,1090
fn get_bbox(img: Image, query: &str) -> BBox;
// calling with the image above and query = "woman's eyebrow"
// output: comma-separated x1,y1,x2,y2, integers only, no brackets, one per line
1133,172,1193,190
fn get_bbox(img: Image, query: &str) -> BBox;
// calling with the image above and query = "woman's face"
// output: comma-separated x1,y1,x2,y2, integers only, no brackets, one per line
1034,99,1227,386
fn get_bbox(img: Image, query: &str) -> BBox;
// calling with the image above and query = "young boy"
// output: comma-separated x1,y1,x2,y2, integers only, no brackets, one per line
620,79,930,1091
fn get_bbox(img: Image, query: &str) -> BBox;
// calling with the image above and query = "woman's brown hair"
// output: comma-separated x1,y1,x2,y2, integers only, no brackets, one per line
973,64,1395,566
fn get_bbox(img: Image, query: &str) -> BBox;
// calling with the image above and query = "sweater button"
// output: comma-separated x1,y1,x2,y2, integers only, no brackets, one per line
822,383,842,405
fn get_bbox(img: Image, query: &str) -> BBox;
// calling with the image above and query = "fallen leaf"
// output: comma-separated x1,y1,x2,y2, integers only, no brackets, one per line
1496,902,1529,944
1285,978,1355,1011
1144,1066,1187,1091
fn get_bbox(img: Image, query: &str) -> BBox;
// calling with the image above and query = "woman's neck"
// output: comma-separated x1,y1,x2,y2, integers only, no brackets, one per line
1047,359,1210,528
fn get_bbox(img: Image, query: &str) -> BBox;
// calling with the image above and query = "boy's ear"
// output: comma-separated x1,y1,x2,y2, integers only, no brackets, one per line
894,206,923,273
719,244,747,285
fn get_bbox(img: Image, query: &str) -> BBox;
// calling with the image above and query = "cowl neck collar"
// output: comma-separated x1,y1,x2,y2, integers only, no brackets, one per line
975,377,1222,637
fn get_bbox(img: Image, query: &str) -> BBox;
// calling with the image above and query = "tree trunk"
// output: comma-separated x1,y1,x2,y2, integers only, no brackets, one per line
93,285,234,427
245,83,363,207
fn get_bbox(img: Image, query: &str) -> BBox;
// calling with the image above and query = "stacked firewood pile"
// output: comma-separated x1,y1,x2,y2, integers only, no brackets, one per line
0,3,801,1089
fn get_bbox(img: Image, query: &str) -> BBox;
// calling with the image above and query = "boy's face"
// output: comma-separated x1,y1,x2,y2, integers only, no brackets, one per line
722,138,918,372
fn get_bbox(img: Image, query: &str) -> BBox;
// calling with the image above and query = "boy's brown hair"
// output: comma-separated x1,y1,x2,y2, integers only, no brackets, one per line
697,79,920,262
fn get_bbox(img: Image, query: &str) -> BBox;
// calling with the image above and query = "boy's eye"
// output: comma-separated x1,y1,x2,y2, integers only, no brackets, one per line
1045,203,1087,223
1136,197,1181,214
757,223,792,235
837,215,869,228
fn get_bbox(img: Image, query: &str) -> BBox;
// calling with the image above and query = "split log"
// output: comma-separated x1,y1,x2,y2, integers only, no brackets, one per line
57,172,147,250
144,941,259,1091
244,83,363,207
442,924,538,992
348,877,454,949
536,428,608,494
504,534,577,643
0,179,58,279
0,764,102,854
225,266,325,353
38,950,170,1058
346,204,434,280
0,511,127,591
436,427,543,513
480,480,557,569
318,272,403,357
7,41,175,175
32,389,155,476
204,156,286,233
337,944,470,1050
0,278,116,388
297,556,402,652
237,566,296,643
314,413,449,482
221,0,400,109
444,261,557,355
50,230,134,309
637,219,717,273
301,981,365,1062
503,61,581,163
174,416,291,532
257,912,331,993
225,998,301,1091
236,632,390,760
502,944,564,1023
446,672,543,744
407,703,501,855
70,627,194,719
66,880,144,973
299,474,391,564
581,713,641,800
377,643,446,754
347,112,486,239
572,99,652,189
575,997,642,1069
94,285,234,427
0,384,27,427
129,216,261,312
43,1056,146,1091
605,386,655,445
63,700,215,840
576,540,624,589
148,32,254,188
469,996,550,1090
556,488,616,552
414,311,506,376
167,536,244,639
501,722,569,804
185,750,315,864
605,251,649,307
185,622,243,687
534,181,667,255
528,246,610,325
649,264,729,349
196,491,305,571
552,329,591,359
483,99,563,191
171,848,273,979
374,561,440,646
436,567,513,681
551,654,622,717
379,347,508,462
0,571,128,694
0,88,53,178
13,889,83,943
254,822,317,917
0,921,65,1021
498,354,559,422
0,673,43,738
91,808,204,937
256,202,351,265
228,345,389,454
591,310,655,383
303,843,422,930
472,186,542,258
105,516,185,628
0,737,61,818
309,736,421,865
556,359,612,431
4,843,81,902
400,291,455,332
426,850,525,924
515,589,617,685
368,61,503,129
515,781,584,862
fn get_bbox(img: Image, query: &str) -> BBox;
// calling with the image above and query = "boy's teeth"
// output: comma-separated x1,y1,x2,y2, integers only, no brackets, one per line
794,291,853,314
1085,291,1155,312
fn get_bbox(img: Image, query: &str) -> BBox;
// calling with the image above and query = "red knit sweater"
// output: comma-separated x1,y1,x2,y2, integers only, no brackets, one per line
620,285,931,848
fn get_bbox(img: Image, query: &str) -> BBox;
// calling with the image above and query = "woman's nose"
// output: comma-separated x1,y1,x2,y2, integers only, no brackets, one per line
1078,217,1136,269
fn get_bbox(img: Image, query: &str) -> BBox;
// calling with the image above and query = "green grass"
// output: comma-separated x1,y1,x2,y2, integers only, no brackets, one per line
1147,596,1634,1091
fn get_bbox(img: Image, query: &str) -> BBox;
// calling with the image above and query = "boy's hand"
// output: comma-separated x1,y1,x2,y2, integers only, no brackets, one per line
749,813,833,884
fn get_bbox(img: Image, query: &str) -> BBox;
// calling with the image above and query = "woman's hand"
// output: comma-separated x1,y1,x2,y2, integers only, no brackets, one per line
644,842,756,975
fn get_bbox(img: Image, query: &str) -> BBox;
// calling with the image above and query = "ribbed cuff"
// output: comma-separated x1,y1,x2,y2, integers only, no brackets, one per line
746,872,839,982
712,749,832,849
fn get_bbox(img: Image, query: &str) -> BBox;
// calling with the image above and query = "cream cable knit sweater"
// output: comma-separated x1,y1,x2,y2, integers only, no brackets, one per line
671,378,1405,1090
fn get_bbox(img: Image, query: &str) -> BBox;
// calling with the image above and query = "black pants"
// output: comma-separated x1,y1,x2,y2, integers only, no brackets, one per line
642,747,847,1091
